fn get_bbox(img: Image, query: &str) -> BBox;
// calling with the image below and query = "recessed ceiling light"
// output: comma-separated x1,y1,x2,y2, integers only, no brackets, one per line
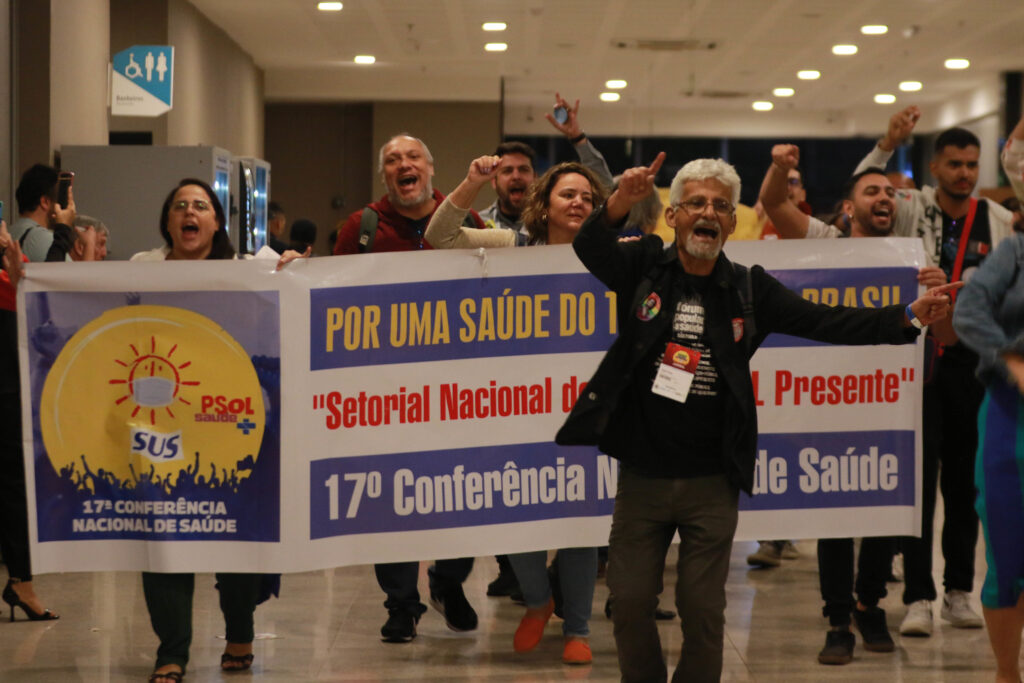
317,1,343,10
944,58,970,70
484,43,508,52
772,87,795,97
605,79,627,89
482,22,506,31
797,70,821,80
353,55,375,64
832,44,858,55
860,25,888,35
874,93,896,104
899,81,922,92
599,92,621,102
752,101,774,111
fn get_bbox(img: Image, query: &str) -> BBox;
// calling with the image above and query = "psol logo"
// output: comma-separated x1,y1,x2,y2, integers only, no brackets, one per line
131,427,183,462
196,395,257,423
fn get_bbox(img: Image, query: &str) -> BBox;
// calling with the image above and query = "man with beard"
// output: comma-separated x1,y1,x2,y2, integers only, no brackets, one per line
334,133,485,255
853,110,1014,640
332,134,484,644
558,153,957,682
761,145,953,665
478,141,537,234
479,94,613,239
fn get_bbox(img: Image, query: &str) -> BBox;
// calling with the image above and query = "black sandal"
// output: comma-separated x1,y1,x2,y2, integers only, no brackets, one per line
220,652,254,671
148,669,183,683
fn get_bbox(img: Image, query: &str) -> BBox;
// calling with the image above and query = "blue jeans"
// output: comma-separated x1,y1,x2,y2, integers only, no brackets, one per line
508,547,597,637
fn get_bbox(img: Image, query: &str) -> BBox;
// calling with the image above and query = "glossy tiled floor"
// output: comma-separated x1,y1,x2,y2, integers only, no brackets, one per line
0,531,1002,683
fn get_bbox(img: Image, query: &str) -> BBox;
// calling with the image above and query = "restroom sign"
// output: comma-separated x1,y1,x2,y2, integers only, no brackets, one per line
111,45,174,116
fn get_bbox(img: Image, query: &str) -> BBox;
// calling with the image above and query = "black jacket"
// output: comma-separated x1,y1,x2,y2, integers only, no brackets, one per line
556,206,919,494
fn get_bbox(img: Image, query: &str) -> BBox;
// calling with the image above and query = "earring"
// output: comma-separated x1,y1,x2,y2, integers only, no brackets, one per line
541,212,547,221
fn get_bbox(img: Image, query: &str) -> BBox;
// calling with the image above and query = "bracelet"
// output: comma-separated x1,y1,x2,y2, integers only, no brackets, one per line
905,303,924,329
569,132,586,145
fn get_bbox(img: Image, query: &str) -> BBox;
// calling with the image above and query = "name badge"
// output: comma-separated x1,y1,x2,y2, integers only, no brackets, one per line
651,343,701,403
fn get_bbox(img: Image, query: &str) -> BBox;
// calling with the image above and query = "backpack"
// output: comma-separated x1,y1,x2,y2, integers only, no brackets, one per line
357,206,479,253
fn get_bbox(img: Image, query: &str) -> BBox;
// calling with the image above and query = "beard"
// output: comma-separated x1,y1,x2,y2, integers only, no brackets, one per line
682,219,724,260
853,206,894,237
390,178,434,209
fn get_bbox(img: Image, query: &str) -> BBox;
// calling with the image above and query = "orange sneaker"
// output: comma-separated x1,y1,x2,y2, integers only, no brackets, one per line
513,598,555,653
562,636,592,665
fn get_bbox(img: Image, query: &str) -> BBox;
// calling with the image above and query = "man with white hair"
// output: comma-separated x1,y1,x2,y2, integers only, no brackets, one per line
558,153,958,682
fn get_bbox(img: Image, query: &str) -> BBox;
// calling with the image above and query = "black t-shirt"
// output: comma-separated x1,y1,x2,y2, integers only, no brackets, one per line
940,201,992,366
621,267,728,478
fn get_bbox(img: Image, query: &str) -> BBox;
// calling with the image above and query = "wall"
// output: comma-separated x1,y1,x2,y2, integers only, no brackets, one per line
372,101,500,210
15,0,48,173
167,0,263,157
50,0,109,155
0,0,11,205
263,103,373,254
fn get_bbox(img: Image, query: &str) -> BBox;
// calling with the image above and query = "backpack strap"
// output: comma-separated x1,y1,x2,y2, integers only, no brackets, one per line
357,208,379,253
732,262,756,354
18,225,33,248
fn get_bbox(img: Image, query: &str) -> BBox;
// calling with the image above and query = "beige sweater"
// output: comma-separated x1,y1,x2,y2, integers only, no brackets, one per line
424,196,518,249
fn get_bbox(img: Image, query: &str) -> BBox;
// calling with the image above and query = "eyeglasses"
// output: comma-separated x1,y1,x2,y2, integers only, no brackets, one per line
171,199,211,213
676,196,735,217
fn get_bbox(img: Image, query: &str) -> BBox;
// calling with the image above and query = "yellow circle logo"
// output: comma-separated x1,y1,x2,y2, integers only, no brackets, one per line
40,305,265,491
672,349,691,366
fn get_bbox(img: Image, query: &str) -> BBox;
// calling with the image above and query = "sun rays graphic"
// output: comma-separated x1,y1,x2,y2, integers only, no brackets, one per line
108,336,200,426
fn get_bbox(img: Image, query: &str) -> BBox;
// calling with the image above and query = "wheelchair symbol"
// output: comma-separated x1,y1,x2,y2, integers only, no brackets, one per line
124,52,142,80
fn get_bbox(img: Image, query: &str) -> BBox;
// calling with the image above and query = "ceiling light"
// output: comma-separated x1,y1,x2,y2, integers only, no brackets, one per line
600,92,621,102
353,55,375,64
752,101,773,111
899,80,922,92
317,1,343,10
772,87,795,97
482,22,506,31
944,58,970,70
605,79,627,89
797,70,821,80
832,44,858,55
874,93,896,104
484,43,508,52
860,25,888,35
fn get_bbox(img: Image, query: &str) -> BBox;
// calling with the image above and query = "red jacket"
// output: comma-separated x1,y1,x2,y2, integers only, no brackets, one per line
334,189,484,255
0,254,28,312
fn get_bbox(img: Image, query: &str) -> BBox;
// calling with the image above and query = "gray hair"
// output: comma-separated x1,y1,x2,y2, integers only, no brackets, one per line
613,174,663,234
377,133,434,175
669,158,741,207
74,214,109,235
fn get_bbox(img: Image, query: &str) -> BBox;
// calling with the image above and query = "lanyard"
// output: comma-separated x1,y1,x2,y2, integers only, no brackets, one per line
949,198,978,303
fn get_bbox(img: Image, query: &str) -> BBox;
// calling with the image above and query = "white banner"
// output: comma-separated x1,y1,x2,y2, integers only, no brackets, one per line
18,238,925,574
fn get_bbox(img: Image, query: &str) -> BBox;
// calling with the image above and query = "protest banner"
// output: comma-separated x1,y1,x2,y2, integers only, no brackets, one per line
17,237,925,573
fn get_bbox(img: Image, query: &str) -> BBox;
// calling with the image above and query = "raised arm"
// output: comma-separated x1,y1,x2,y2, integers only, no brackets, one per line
854,105,921,174
545,92,614,188
759,144,811,238
425,155,517,250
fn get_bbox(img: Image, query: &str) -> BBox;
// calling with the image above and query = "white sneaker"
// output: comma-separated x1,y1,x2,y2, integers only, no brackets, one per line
941,590,983,629
899,600,933,636
891,553,904,582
